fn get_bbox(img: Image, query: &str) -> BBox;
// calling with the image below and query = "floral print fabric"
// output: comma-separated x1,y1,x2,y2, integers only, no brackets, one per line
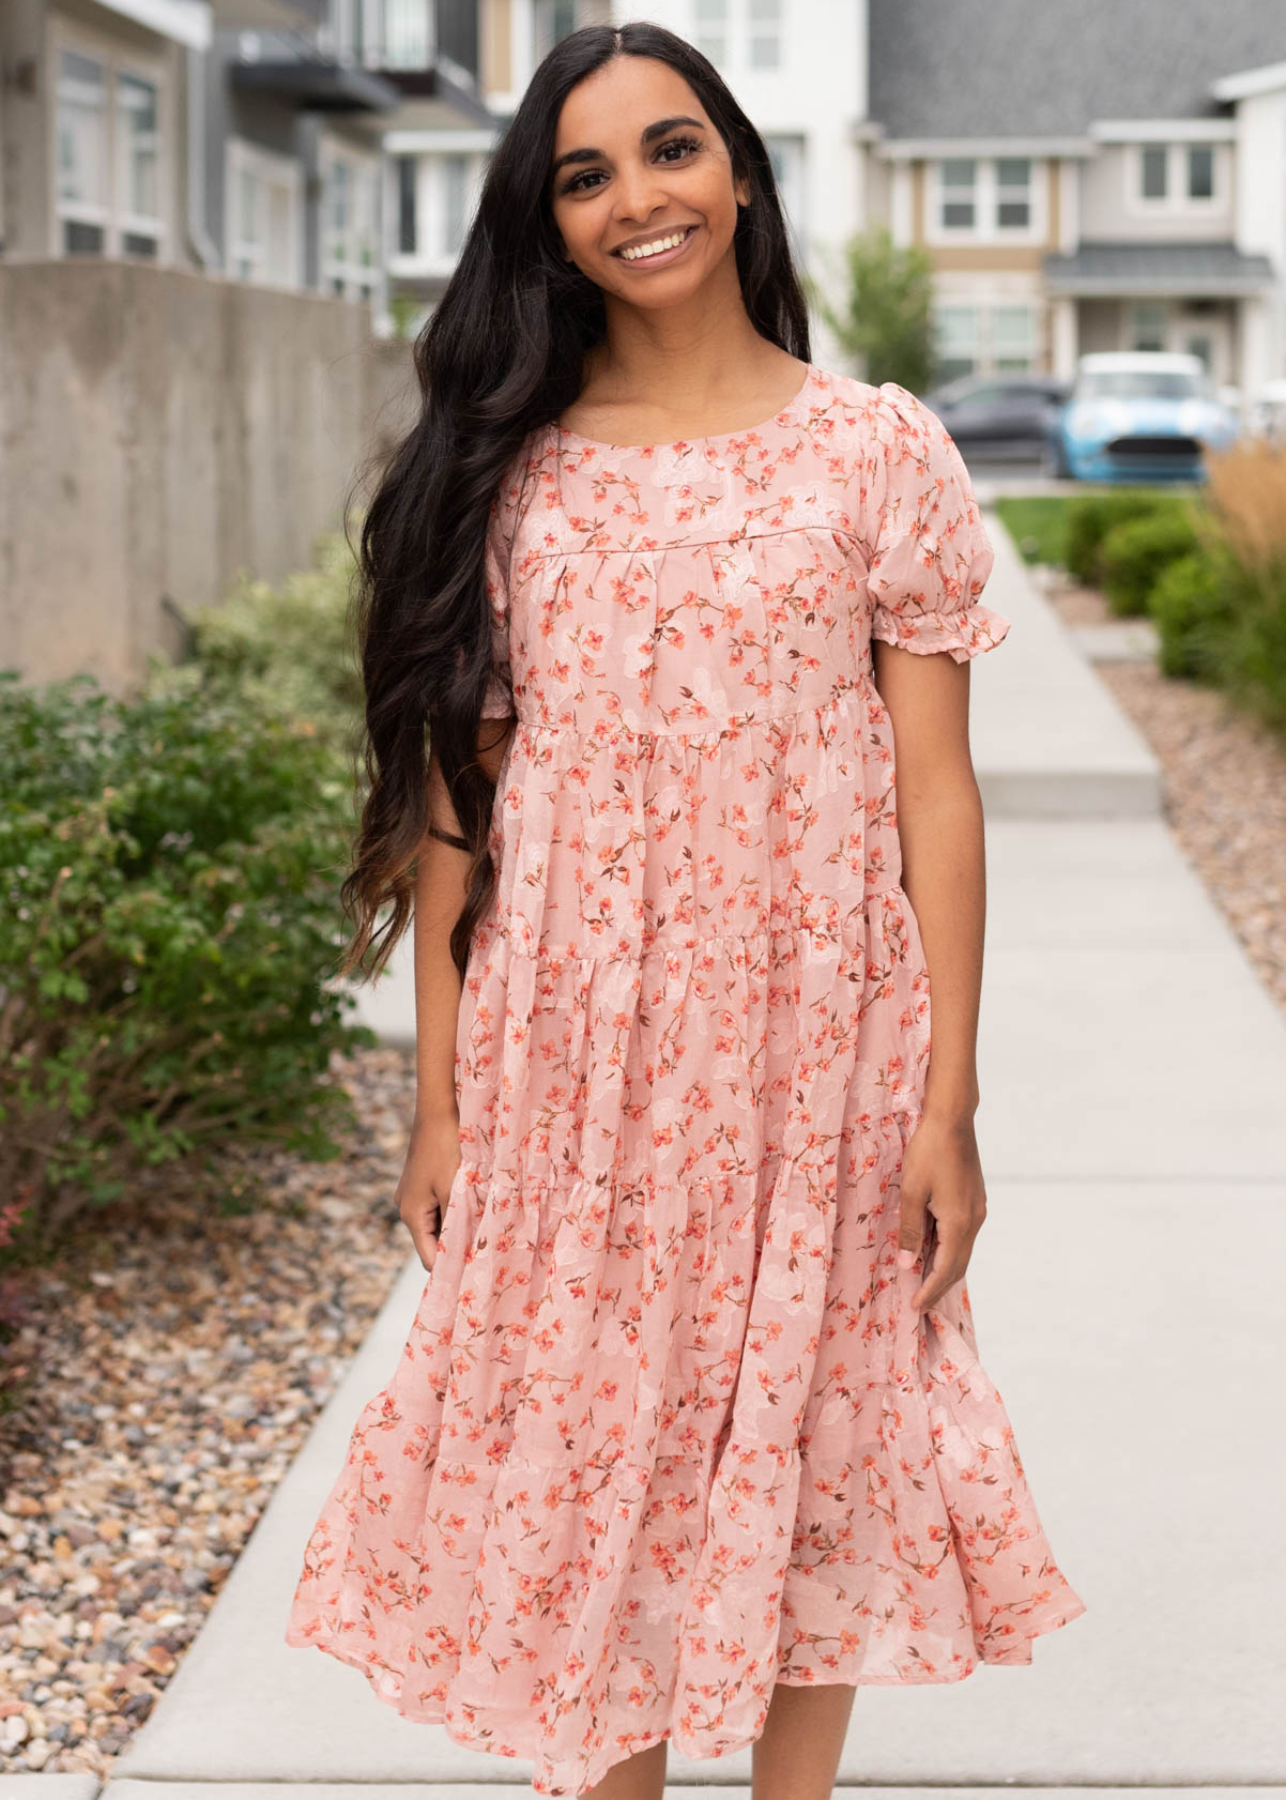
285,365,1086,1796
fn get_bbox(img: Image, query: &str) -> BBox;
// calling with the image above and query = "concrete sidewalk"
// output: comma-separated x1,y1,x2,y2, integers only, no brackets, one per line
99,515,1286,1795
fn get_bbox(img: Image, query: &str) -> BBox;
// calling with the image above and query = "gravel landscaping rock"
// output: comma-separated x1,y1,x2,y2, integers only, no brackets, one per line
1047,571,1286,1017
0,1045,417,1777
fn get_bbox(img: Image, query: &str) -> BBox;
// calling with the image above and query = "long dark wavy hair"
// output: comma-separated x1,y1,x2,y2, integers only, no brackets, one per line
340,18,812,981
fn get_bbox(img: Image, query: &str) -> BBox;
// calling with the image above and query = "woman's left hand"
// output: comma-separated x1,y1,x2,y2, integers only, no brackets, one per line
896,1112,989,1312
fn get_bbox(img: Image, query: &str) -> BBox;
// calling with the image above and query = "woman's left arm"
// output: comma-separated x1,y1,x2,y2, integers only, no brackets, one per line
860,377,1017,1315
873,640,990,1313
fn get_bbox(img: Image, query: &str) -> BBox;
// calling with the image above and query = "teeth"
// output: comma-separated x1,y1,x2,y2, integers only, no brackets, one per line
619,228,690,261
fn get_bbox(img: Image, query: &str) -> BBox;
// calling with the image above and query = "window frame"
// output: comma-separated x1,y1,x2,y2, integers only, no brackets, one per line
925,155,1046,245
51,20,169,262
932,298,1041,381
1127,139,1222,215
319,132,381,300
384,144,488,275
225,137,304,289
688,0,782,72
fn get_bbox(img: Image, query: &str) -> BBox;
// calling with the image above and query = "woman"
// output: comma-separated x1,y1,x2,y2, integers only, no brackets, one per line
285,21,1085,1800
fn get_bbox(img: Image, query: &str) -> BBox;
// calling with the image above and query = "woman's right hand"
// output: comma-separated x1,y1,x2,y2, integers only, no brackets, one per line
396,1109,462,1272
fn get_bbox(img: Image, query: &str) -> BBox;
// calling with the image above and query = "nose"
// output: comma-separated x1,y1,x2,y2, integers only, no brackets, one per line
611,158,670,226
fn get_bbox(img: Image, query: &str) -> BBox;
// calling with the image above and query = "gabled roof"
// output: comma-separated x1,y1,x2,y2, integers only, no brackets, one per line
869,0,1286,139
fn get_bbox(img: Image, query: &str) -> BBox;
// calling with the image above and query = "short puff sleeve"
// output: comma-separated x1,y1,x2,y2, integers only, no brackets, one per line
866,381,1011,664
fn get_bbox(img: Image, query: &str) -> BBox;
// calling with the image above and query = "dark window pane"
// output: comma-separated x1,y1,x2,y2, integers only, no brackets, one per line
64,218,104,254
438,0,479,75
1141,145,1167,198
122,230,158,257
1188,145,1213,199
397,154,416,253
998,200,1030,227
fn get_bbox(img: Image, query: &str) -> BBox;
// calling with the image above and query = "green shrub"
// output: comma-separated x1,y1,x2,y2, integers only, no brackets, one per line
1063,490,1166,585
154,529,364,758
0,666,373,1261
1099,507,1201,617
1208,553,1286,736
1147,549,1240,680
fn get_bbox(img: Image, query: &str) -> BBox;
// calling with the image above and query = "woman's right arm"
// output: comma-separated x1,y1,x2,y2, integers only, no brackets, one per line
396,723,515,1270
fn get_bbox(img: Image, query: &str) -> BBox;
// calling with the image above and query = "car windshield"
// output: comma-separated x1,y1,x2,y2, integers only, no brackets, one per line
1076,370,1208,401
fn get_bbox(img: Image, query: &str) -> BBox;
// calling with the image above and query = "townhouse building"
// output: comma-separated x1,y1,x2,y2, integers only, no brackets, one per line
2,0,1284,383
0,0,401,299
863,0,1286,393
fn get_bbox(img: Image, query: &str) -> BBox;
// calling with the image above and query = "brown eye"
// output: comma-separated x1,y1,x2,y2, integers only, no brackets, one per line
558,135,702,196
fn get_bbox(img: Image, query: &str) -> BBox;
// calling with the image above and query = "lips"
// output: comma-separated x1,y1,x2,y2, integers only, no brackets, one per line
612,224,698,258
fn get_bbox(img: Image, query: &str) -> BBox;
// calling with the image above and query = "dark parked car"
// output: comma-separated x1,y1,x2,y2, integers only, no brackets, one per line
919,374,1072,462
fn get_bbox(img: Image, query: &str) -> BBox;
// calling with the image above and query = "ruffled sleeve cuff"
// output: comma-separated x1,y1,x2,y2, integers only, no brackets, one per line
869,596,1012,664
866,381,1012,665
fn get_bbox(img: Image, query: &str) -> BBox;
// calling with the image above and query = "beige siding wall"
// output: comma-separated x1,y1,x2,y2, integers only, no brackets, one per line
481,0,513,99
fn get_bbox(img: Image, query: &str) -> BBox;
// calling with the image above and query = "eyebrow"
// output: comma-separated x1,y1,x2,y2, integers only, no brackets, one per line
551,115,707,178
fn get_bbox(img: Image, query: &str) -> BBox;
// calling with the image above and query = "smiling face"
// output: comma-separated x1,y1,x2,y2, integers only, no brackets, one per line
548,54,751,310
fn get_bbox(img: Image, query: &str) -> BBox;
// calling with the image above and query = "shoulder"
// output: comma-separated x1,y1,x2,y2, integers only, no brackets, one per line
808,366,944,447
799,368,954,484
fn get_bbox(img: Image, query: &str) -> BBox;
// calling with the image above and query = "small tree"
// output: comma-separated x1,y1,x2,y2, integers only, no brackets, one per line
807,224,937,393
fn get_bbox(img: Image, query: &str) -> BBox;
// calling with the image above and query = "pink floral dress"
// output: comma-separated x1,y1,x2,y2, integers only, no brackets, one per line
285,363,1086,1796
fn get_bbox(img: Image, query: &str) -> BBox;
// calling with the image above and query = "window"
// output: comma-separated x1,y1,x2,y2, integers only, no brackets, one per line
934,302,1037,379
56,48,108,255
694,0,728,63
441,152,469,255
323,148,379,299
383,0,433,68
930,156,1045,242
940,159,977,229
995,157,1030,229
935,305,980,382
748,0,781,69
116,72,161,257
992,304,1037,371
387,149,484,267
335,0,434,68
764,133,805,247
1141,144,1168,199
55,41,166,260
1188,144,1213,200
534,0,577,59
227,140,301,286
1135,141,1219,210
1129,301,1168,352
396,154,416,254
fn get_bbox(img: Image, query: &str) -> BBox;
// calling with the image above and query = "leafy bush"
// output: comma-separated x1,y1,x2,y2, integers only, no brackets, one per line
0,666,374,1261
157,529,364,759
1208,554,1286,735
1063,490,1166,585
1099,508,1201,617
1147,549,1240,680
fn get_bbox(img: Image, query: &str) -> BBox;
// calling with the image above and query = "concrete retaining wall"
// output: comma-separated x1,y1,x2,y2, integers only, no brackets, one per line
0,262,417,690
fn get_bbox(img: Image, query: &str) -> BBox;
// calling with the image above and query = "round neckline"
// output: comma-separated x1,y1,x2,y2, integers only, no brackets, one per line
552,359,816,454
